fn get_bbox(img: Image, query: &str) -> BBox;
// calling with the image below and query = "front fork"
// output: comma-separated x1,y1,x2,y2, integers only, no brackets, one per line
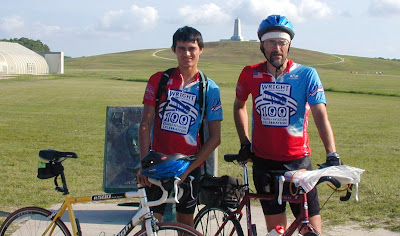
296,192,320,236
143,211,159,236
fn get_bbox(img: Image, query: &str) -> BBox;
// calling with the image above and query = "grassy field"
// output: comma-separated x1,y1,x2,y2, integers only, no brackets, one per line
0,41,399,231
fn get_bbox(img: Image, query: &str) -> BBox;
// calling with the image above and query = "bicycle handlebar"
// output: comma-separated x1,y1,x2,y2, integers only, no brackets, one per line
318,176,354,202
340,184,354,201
317,176,341,188
146,177,184,207
223,153,352,200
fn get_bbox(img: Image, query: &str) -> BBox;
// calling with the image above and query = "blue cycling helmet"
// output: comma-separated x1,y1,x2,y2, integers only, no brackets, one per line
140,151,194,180
257,15,295,40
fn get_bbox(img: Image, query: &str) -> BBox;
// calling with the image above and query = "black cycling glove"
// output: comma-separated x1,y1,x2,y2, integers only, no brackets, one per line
318,152,342,168
238,141,252,161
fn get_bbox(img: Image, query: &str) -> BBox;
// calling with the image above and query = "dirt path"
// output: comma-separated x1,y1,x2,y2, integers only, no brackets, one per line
325,224,399,236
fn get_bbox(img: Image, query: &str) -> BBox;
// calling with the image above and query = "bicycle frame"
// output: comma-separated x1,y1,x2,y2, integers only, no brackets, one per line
47,171,180,236
48,190,143,235
215,163,318,236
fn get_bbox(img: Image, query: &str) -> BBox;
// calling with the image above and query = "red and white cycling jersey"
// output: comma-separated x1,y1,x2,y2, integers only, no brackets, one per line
143,67,223,156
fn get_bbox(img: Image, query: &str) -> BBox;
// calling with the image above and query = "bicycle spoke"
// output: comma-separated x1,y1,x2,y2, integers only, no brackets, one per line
194,206,243,236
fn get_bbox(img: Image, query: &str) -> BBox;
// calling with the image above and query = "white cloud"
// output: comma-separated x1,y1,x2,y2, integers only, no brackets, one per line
97,5,159,32
31,22,61,36
225,0,331,24
298,0,332,20
130,5,159,28
177,3,230,25
101,10,125,29
369,0,400,17
338,10,352,18
242,0,299,21
0,15,61,40
0,15,24,33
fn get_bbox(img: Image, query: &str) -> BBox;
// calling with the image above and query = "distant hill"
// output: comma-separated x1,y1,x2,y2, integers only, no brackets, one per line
66,41,399,73
65,41,400,96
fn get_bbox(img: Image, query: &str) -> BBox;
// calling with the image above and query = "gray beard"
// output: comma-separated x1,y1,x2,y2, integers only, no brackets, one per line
268,55,285,69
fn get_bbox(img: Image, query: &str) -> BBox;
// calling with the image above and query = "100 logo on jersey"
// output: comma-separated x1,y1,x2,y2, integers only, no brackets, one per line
159,89,198,135
255,83,297,127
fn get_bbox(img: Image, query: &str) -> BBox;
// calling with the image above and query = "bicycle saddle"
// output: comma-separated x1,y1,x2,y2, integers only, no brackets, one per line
39,149,78,162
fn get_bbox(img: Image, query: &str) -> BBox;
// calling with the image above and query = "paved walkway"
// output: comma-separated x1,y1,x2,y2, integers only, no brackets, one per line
50,202,399,236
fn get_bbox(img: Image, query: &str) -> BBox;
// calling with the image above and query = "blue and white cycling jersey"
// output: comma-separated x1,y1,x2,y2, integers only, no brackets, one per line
236,60,326,161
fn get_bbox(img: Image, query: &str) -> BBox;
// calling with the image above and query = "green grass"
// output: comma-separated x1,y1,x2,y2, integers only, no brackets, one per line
0,41,399,231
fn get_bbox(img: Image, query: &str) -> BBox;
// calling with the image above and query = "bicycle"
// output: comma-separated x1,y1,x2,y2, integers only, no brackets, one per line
0,149,202,236
194,154,363,236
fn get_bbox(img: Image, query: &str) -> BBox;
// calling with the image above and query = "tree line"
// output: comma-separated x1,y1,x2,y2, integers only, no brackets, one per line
0,37,50,52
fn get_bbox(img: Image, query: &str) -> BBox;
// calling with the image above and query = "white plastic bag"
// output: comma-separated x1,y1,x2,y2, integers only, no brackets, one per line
284,165,365,193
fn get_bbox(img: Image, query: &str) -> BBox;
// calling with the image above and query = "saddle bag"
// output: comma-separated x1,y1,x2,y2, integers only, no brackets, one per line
37,162,63,179
198,175,243,208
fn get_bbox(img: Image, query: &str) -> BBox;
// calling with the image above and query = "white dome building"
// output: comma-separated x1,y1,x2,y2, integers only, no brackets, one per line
0,42,49,75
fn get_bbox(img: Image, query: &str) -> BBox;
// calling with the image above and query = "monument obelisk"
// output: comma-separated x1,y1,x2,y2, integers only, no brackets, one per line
230,18,244,41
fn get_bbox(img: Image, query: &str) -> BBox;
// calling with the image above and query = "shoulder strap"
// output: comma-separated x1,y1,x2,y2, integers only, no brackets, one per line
198,70,208,126
198,70,208,145
198,70,210,176
155,68,175,109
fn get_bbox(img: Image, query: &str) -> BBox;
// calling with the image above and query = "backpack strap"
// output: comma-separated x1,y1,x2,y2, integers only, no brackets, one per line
198,70,211,176
155,67,175,110
198,70,208,146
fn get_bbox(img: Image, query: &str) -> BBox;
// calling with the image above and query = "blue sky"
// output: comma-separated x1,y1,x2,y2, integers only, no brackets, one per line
1,0,399,59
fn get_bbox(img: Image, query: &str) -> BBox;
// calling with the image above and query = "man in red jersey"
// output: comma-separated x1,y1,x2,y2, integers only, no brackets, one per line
233,15,342,234
137,26,223,228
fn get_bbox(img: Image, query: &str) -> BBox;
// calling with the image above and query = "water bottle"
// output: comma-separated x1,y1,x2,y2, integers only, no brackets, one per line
266,225,285,235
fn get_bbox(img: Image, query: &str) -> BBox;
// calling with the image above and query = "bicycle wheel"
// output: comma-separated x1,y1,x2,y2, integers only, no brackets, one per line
0,206,71,236
194,206,244,236
133,222,202,236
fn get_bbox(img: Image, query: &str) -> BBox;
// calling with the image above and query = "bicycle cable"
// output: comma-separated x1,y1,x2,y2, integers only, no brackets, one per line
319,184,352,210
320,190,336,210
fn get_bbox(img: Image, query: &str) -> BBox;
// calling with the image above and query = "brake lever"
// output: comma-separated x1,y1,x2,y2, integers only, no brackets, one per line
354,183,359,201
188,175,195,199
174,177,182,203
278,176,285,205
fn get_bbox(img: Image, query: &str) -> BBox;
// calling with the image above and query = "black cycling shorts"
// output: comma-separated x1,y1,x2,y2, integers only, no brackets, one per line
145,167,201,215
252,156,320,218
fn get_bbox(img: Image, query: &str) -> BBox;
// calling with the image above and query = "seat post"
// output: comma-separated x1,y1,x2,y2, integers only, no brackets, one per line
59,171,70,195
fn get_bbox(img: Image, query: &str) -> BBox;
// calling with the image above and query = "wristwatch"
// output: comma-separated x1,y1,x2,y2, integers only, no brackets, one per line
326,152,340,158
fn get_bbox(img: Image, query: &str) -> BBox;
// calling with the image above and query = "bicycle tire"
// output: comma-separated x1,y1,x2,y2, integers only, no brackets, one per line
0,206,71,236
194,206,244,236
133,222,202,236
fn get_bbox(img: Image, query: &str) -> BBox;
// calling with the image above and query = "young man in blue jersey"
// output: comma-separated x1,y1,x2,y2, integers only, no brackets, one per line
233,15,342,234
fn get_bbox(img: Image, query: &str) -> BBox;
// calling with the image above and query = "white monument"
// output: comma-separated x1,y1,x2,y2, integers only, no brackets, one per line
221,18,248,41
231,18,245,41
